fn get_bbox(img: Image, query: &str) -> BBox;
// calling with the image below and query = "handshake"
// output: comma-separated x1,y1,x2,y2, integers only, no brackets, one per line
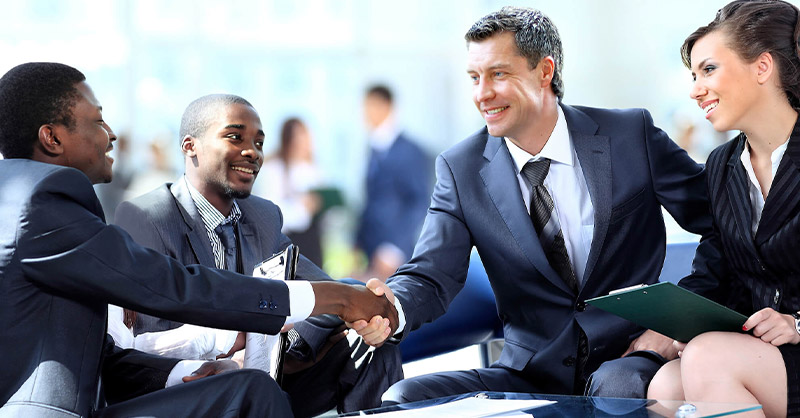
310,279,397,347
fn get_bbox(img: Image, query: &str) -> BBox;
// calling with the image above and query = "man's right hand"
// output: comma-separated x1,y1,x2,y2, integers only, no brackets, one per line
348,279,396,346
310,281,399,337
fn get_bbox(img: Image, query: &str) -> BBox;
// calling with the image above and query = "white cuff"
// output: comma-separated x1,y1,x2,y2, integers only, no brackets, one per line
165,360,207,387
394,296,406,335
285,280,314,325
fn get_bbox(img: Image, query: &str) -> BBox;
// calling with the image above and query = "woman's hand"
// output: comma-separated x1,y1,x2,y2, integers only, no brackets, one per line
743,307,800,346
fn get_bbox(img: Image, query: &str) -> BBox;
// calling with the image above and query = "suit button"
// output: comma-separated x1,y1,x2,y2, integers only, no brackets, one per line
259,299,269,309
269,302,278,310
563,356,576,367
576,301,586,312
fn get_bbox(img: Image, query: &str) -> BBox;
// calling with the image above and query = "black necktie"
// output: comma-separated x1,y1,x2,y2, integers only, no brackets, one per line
522,159,578,292
215,222,239,273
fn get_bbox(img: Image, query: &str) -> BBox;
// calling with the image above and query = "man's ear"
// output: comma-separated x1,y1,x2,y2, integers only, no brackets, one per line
181,135,197,157
538,56,555,89
37,124,63,156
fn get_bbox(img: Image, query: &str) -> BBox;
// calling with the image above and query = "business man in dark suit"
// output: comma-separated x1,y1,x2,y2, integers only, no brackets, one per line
0,62,397,418
356,7,721,403
113,94,402,417
356,85,432,280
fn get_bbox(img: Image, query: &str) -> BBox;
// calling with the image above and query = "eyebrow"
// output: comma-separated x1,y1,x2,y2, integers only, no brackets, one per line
466,63,513,73
224,124,266,137
693,57,712,71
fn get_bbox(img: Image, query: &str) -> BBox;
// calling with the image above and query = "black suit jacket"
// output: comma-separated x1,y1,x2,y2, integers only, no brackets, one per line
680,117,800,314
114,178,338,357
387,103,720,394
0,160,292,417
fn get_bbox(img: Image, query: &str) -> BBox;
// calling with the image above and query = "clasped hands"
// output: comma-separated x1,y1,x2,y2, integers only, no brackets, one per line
345,279,397,347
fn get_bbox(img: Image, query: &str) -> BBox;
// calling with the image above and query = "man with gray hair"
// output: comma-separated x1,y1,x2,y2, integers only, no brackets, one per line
114,93,402,416
362,6,722,403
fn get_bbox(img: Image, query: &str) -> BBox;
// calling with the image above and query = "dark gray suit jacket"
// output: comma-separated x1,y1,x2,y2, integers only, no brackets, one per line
114,178,338,357
387,103,721,394
0,160,293,417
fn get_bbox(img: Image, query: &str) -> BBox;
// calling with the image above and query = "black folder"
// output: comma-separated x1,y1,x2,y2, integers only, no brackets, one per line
585,282,748,342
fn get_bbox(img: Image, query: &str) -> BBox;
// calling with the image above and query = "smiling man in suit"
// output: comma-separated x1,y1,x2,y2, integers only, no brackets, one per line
358,6,723,403
113,94,402,417
0,62,397,418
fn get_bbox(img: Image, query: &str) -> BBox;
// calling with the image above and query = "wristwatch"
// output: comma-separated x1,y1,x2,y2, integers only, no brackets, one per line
791,312,800,335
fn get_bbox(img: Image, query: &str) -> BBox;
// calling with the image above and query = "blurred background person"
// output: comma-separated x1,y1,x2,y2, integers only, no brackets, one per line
255,117,326,266
354,84,433,281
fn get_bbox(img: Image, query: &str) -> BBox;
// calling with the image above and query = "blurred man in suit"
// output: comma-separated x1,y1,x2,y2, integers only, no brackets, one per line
114,94,403,417
0,62,397,418
357,7,722,403
356,85,432,280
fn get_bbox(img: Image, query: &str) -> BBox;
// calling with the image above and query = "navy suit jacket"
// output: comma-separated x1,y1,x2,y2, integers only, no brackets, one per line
0,161,293,417
114,179,338,357
679,117,800,314
387,103,719,394
357,133,432,260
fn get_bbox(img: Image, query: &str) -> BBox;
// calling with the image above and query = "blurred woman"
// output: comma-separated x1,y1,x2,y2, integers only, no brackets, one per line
647,1,800,416
255,117,323,265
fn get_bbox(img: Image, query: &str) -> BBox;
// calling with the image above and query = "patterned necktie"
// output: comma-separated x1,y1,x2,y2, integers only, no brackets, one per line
215,222,239,273
522,159,578,292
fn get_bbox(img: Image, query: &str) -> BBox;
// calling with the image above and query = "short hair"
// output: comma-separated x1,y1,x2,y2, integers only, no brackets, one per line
179,94,254,140
365,84,393,105
465,6,565,99
0,62,86,158
681,0,800,108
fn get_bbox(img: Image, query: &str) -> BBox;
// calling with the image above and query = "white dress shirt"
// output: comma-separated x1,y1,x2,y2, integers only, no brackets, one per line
504,105,595,283
740,137,789,235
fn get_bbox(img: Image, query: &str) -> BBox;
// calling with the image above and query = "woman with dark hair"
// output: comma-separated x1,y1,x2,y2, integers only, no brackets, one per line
647,1,800,415
254,117,324,264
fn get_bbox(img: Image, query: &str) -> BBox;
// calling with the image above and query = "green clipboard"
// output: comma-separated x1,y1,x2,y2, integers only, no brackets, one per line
585,282,748,342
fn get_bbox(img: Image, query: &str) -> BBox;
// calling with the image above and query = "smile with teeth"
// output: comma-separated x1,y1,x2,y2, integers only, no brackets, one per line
703,101,718,114
232,166,255,175
486,106,508,115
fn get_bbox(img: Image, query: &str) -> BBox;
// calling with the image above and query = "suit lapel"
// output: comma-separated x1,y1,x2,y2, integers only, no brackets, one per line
170,179,217,267
236,201,265,274
724,136,758,253
755,119,800,245
479,131,569,293
563,104,610,288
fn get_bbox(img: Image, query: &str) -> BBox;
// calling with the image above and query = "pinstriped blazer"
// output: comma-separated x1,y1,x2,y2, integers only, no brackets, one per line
702,118,800,314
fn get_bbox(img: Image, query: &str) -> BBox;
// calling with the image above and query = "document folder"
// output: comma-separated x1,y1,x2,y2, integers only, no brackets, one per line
245,244,299,386
585,282,748,342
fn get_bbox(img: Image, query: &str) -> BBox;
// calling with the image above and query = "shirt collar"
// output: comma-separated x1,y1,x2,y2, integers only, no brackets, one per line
505,104,574,174
740,137,790,181
369,114,401,152
183,176,242,230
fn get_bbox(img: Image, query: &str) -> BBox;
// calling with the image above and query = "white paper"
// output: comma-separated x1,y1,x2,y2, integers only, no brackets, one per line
365,397,555,417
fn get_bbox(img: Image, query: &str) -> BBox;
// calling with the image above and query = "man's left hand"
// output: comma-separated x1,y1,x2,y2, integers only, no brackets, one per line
623,329,678,360
182,359,240,383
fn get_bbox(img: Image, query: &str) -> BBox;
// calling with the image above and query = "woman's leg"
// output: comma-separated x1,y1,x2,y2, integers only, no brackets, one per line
647,359,685,400
680,332,786,418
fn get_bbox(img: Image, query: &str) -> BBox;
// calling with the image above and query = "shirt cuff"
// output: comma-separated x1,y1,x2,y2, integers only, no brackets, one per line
394,296,406,335
165,360,207,387
285,280,314,325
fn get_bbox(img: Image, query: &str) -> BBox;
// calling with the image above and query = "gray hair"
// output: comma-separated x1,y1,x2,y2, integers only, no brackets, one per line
179,94,254,139
465,6,564,99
